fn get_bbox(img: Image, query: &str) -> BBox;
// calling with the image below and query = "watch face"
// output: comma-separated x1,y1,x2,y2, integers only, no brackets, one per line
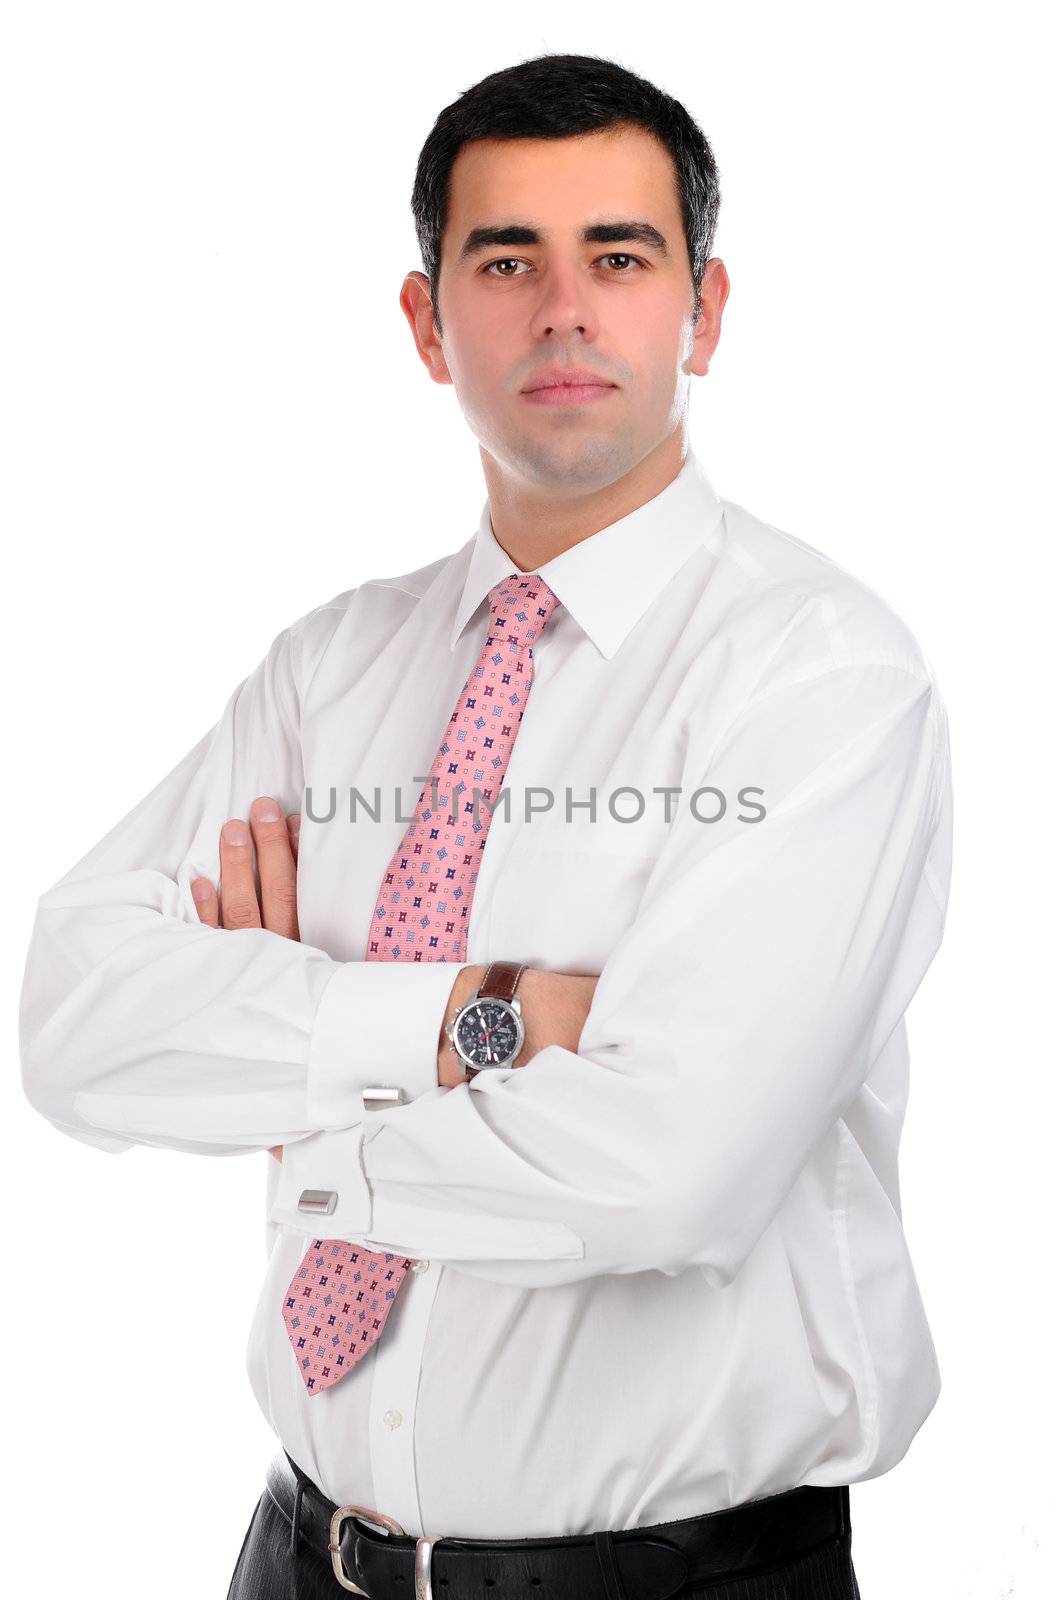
455,999,523,1069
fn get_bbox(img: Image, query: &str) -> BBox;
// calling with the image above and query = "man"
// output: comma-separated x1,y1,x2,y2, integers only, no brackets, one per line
20,51,951,1600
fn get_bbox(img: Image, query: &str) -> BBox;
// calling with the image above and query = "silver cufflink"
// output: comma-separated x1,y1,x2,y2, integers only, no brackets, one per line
362,1086,406,1110
298,1189,338,1215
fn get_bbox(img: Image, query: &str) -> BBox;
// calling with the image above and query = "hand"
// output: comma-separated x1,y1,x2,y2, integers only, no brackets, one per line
191,796,301,1163
191,797,301,937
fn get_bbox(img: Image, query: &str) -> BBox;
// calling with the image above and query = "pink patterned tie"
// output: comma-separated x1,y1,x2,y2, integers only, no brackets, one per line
283,571,562,1394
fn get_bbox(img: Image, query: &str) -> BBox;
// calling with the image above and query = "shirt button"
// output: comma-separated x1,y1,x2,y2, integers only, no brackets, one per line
410,1259,429,1274
383,1408,403,1430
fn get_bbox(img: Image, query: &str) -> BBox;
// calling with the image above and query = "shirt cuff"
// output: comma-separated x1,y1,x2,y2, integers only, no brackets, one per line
266,1121,380,1238
306,958,469,1125
266,1111,586,1267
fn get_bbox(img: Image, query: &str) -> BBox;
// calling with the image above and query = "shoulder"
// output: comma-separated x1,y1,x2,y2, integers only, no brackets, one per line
716,495,939,693
280,550,459,678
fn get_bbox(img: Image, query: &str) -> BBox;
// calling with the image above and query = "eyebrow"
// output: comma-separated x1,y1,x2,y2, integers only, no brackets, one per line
457,220,669,263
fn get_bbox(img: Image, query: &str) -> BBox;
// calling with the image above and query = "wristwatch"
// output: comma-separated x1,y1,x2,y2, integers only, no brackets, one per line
444,960,528,1079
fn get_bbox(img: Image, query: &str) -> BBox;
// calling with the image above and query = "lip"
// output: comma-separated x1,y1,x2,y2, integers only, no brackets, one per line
523,382,617,406
521,368,619,406
521,366,617,398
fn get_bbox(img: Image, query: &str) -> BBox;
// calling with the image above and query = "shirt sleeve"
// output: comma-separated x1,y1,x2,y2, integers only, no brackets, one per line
18,615,466,1158
268,658,952,1284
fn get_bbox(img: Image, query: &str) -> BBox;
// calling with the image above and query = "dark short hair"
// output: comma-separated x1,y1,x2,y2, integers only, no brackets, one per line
410,52,721,334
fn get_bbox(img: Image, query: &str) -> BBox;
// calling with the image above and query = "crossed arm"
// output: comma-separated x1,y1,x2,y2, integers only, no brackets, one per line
189,794,599,1161
20,608,949,1287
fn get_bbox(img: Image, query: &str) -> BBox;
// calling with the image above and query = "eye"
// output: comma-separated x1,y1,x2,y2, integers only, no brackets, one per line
480,253,647,277
482,258,531,277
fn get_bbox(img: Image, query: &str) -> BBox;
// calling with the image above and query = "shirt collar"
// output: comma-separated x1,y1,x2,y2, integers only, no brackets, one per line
448,449,725,660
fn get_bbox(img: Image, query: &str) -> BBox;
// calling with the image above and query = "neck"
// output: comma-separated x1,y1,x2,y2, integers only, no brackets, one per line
480,428,687,572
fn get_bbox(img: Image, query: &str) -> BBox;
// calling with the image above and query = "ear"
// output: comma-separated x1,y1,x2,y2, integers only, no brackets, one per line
685,258,730,378
400,271,453,386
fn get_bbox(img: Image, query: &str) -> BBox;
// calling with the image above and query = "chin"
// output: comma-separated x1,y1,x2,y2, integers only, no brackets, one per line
533,428,642,483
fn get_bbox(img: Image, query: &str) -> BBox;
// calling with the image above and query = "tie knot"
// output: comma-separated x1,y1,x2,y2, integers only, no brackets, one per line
487,572,561,648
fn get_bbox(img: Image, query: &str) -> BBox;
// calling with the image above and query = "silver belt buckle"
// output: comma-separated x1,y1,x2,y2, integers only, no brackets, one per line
329,1504,441,1598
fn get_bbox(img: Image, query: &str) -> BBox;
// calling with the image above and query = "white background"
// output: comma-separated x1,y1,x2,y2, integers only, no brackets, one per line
3,3,1059,1596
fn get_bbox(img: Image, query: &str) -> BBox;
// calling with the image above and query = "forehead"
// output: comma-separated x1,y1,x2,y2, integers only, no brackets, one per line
443,126,681,244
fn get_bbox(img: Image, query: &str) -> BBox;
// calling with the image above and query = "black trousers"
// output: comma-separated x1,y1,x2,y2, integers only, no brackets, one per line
227,1459,863,1600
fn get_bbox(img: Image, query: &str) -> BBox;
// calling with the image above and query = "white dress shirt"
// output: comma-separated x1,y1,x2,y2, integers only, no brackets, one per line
19,450,952,1539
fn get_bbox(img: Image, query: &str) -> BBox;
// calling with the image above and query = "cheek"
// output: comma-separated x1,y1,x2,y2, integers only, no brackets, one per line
616,308,687,395
448,327,512,408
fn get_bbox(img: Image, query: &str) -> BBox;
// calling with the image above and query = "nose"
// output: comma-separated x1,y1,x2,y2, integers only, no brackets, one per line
530,263,599,344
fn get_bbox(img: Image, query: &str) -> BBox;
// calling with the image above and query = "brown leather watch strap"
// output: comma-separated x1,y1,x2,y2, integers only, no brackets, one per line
477,960,527,1004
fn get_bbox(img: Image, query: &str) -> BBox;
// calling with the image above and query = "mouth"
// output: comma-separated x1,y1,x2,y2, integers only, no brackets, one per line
520,367,619,407
521,378,618,407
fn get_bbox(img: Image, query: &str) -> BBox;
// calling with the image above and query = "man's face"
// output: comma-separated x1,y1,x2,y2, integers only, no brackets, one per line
424,125,717,493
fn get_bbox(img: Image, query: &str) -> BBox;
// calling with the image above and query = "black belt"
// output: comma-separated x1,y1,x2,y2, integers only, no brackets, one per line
266,1448,852,1599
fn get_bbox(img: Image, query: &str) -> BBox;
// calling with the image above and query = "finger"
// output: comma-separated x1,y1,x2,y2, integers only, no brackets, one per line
191,877,219,927
219,818,261,929
250,796,299,939
286,812,300,863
